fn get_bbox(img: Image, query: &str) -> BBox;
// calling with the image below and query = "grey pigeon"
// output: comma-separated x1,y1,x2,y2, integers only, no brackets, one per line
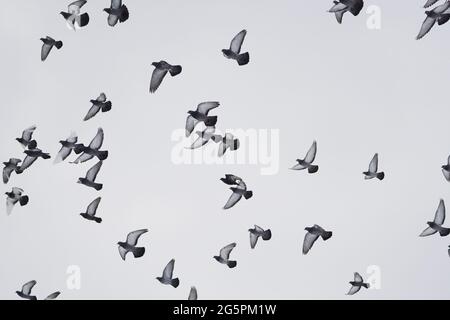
347,272,370,295
185,102,220,137
3,158,21,184
16,125,37,149
188,286,197,300
249,225,272,249
211,133,240,157
187,126,216,149
16,147,51,174
6,187,29,215
221,175,253,210
60,0,89,30
54,132,78,164
214,243,237,268
150,61,182,93
156,259,180,288
290,141,319,173
77,161,103,191
16,280,37,300
117,229,148,260
72,128,108,164
220,174,242,185
420,199,450,237
424,0,441,8
303,224,333,255
363,153,384,180
40,37,63,61
222,30,250,66
442,155,450,182
328,0,364,24
84,93,112,121
416,1,450,40
104,0,129,27
45,292,61,300
80,197,102,223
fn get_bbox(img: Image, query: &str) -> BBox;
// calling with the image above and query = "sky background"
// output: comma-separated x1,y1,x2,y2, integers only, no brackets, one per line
1,0,450,300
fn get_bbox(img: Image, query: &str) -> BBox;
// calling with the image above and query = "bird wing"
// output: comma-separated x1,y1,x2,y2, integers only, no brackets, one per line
302,232,319,255
107,14,119,27
22,280,37,295
304,141,317,164
6,197,17,215
329,2,348,12
347,285,361,295
45,291,61,300
162,259,175,279
230,30,247,54
335,11,344,24
188,287,197,300
424,0,439,8
86,161,103,182
149,68,168,93
223,190,243,209
220,243,236,260
185,115,198,137
368,153,378,173
41,43,53,61
3,166,15,184
84,105,101,121
354,272,363,282
68,0,87,13
249,231,259,249
221,174,242,185
111,0,122,9
442,168,450,182
118,246,128,260
126,229,148,246
218,142,228,157
197,101,220,115
86,197,101,216
434,199,446,225
22,126,36,141
416,16,436,40
54,146,72,164
419,226,437,237
72,152,94,164
97,93,107,102
188,135,209,149
19,155,37,172
67,132,78,143
89,128,104,150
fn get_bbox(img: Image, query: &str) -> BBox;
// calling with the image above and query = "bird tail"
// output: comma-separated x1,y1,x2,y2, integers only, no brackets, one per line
244,191,253,200
98,150,109,161
93,183,103,191
438,14,450,25
94,217,102,223
79,13,89,27
237,52,249,66
262,229,272,241
205,116,217,127
308,165,319,174
227,260,237,268
362,283,370,289
132,246,145,258
322,231,333,241
439,228,450,237
101,101,112,112
169,65,182,76
42,153,51,160
28,140,37,150
19,195,29,206
377,172,385,180
55,41,63,49
119,5,129,22
171,278,180,288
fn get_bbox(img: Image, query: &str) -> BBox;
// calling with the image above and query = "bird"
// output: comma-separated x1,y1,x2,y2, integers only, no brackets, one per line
156,259,180,288
117,229,148,260
211,133,240,157
347,272,370,295
328,0,364,24
416,1,450,40
104,0,129,27
363,153,384,180
60,0,89,30
448,245,450,258
290,141,319,173
16,147,51,174
149,61,182,93
84,93,112,121
16,125,37,149
6,187,29,215
54,132,78,164
221,175,253,210
40,37,63,61
45,292,61,300
77,161,103,191
214,243,237,268
419,199,450,237
442,155,450,181
220,174,242,185
3,158,21,184
187,126,216,149
188,286,197,300
249,225,272,249
303,224,333,255
222,29,250,66
80,197,102,223
72,128,108,164
424,0,441,8
16,280,37,300
185,102,220,137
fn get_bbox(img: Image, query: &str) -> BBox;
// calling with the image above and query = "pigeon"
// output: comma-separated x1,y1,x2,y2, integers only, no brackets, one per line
16,280,37,300
222,29,250,66
80,197,102,223
290,141,319,173
249,225,272,249
347,272,370,295
211,133,240,157
104,0,129,27
222,176,253,210
303,224,333,255
40,37,63,61
419,199,450,237
54,132,78,164
3,158,21,184
424,0,441,8
442,155,450,181
60,0,89,30
187,126,216,149
6,187,29,215
84,93,112,121
188,286,197,300
72,128,108,164
16,148,51,174
45,292,61,300
416,1,450,40
16,125,37,149
328,0,364,24
220,174,243,185
214,243,237,268
117,229,148,260
185,102,220,137
363,153,384,180
156,259,180,288
149,61,182,93
77,161,103,191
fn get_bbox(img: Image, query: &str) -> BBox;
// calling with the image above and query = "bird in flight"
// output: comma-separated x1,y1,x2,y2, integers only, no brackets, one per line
16,280,37,300
156,259,180,288
84,93,112,121
249,225,272,249
3,158,21,184
420,199,450,237
40,37,63,61
80,197,102,223
188,286,198,300
303,224,333,255
221,174,253,210
104,0,129,27
16,126,37,149
328,0,364,24
222,29,250,66
60,0,89,30
187,126,216,149
77,161,104,191
5,187,29,215
363,153,384,180
185,102,220,137
347,272,370,295
117,229,148,260
211,133,240,157
214,243,237,268
55,132,78,164
150,61,182,93
416,1,450,40
72,128,108,164
290,141,319,174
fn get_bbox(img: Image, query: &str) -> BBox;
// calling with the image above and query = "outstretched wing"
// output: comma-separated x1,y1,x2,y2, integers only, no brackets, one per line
21,126,36,142
22,280,37,295
347,285,361,295
86,197,101,216
249,231,259,249
69,0,87,13
219,243,236,260
19,155,37,172
416,16,436,40
84,105,101,121
354,272,363,283
230,30,247,54
304,141,317,164
185,116,198,137
89,128,104,150
302,232,319,255
368,153,378,173
45,291,61,300
149,68,168,93
162,259,175,279
223,191,242,210
197,101,220,115
126,229,148,246
86,161,103,182
434,199,446,225
188,286,197,300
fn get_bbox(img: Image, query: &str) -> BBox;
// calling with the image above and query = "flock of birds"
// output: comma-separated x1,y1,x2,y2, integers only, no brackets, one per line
2,0,448,300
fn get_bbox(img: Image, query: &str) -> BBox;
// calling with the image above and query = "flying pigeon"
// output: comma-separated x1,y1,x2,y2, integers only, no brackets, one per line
220,174,242,185
16,125,37,149
290,141,319,173
72,128,108,164
249,225,272,249
222,29,250,66
185,102,219,137
211,133,240,157
6,187,29,215
60,0,89,30
117,229,148,260
77,161,103,191
442,155,450,181
149,61,182,93
303,224,333,255
16,148,51,174
347,272,370,295
214,243,237,268
16,280,37,300
416,1,450,40
187,126,216,149
188,286,197,300
84,93,112,121
156,259,180,288
104,0,129,27
55,132,78,164
424,0,441,8
40,37,63,61
363,153,384,180
420,199,450,237
3,158,21,184
80,197,102,223
328,0,364,24
45,292,61,300
221,175,253,210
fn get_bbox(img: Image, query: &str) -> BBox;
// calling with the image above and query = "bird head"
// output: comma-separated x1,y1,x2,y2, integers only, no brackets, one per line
187,110,194,115
103,8,111,14
151,62,158,67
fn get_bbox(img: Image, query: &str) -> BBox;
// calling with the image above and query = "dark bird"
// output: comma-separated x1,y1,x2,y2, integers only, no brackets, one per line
40,37,63,61
16,125,37,149
45,292,61,300
60,0,89,30
16,148,51,174
214,243,237,268
347,272,370,295
442,155,450,181
72,128,108,164
80,197,102,223
156,259,180,288
77,161,103,191
303,224,333,255
150,61,182,93
3,158,21,184
221,175,253,210
117,229,148,260
188,286,197,300
222,29,250,66
185,102,220,137
6,187,29,215
104,0,129,27
84,93,112,121
211,133,240,157
16,280,37,300
187,126,216,149
249,225,272,249
363,153,384,180
220,174,242,185
420,199,450,237
290,141,319,173
416,1,450,40
328,0,364,24
55,132,78,164
424,0,441,8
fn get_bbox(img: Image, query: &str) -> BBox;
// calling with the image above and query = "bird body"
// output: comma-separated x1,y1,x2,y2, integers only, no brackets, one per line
117,229,148,260
222,30,250,66
150,60,182,93
40,37,63,61
104,0,129,27
156,259,180,288
347,272,370,295
290,141,319,173
303,224,332,255
420,199,450,237
77,161,103,191
363,153,384,180
185,102,220,137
